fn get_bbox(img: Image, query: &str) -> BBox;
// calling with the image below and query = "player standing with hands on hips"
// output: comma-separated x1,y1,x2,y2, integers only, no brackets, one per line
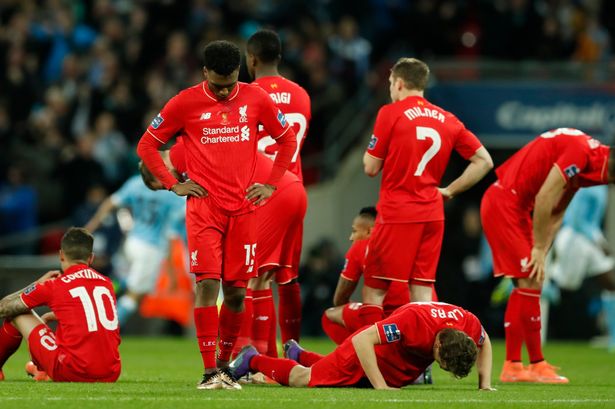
137,40,296,390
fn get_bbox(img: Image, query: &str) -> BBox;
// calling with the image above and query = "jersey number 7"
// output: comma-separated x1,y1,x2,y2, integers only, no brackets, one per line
414,126,442,176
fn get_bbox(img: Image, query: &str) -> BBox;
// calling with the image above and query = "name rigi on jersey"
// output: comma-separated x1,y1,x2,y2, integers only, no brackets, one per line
269,92,291,105
404,107,445,123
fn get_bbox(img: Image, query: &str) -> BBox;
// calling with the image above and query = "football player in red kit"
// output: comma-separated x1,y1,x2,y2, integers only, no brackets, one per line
361,58,493,326
481,127,615,384
245,29,312,348
0,227,121,382
229,302,494,391
136,40,296,390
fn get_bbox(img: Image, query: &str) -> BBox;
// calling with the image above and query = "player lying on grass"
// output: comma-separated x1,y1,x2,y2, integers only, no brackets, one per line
229,302,494,390
0,227,121,382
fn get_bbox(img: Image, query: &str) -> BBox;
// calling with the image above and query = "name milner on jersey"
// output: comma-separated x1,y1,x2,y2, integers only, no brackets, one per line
404,107,445,123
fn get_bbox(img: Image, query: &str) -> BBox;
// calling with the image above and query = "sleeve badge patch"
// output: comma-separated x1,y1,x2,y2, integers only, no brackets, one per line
383,323,401,343
151,113,164,129
564,164,580,178
277,110,287,127
368,135,378,150
23,284,37,295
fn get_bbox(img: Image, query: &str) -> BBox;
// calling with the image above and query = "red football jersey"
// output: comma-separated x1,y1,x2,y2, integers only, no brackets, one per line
254,76,311,182
495,128,610,211
373,302,484,388
20,264,121,378
366,96,482,223
341,239,409,315
169,138,299,197
143,81,292,215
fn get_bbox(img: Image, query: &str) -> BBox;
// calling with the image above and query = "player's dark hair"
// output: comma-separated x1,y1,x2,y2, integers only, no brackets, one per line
139,161,158,191
61,227,94,262
436,328,478,379
247,29,281,64
203,40,241,76
358,206,377,221
391,58,430,91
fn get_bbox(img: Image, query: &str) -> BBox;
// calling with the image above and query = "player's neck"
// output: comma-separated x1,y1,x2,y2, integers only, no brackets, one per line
255,66,280,79
396,89,424,102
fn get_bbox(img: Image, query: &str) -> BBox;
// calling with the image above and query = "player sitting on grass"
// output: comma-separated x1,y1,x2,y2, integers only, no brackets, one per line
229,302,494,390
0,227,121,382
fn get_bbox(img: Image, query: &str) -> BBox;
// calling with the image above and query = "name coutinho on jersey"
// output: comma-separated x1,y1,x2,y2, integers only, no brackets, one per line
61,269,106,283
404,107,445,123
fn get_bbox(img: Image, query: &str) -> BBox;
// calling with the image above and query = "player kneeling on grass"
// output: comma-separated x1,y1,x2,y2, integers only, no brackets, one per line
229,302,494,390
0,227,121,382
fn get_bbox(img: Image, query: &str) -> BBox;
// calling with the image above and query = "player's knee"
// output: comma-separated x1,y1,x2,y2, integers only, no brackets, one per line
288,365,310,387
222,287,246,310
324,306,343,324
195,279,220,306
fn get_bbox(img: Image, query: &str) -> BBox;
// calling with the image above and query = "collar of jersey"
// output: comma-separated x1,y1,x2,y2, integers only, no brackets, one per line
202,81,241,102
63,263,90,275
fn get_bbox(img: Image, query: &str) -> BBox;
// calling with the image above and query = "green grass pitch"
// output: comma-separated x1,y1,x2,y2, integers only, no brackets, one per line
0,337,614,409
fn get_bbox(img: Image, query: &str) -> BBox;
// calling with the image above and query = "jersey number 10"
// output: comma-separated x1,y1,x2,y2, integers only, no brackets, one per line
70,286,119,332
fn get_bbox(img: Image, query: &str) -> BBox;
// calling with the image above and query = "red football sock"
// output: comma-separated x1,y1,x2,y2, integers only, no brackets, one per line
504,289,523,362
0,320,22,369
359,304,384,326
321,312,351,344
267,301,278,358
233,289,253,356
518,288,544,363
297,349,324,367
194,306,218,370
252,289,274,354
217,304,244,364
249,355,298,386
278,282,302,343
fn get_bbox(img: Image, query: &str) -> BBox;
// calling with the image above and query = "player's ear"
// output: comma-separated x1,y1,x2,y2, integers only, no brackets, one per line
202,67,208,79
59,249,65,263
87,253,95,266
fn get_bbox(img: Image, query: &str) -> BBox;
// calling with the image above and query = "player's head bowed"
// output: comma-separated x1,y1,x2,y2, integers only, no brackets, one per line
247,29,282,64
434,328,478,379
61,227,94,264
203,40,241,76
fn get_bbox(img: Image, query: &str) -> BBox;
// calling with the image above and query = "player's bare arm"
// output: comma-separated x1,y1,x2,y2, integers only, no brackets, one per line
476,332,495,391
363,153,383,177
439,146,493,200
246,183,276,205
0,269,59,318
529,165,568,283
352,325,397,390
170,180,207,198
85,198,118,233
333,277,357,306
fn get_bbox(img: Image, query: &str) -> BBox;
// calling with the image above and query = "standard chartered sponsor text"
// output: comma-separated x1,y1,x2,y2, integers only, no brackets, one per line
201,125,249,144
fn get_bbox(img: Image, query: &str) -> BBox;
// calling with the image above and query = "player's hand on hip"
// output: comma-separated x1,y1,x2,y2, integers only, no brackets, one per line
438,187,453,201
171,181,207,198
37,270,61,283
246,183,275,205
528,247,546,283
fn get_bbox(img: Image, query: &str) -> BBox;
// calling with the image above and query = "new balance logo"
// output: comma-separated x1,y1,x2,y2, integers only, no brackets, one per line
191,250,198,267
200,112,212,120
240,125,250,141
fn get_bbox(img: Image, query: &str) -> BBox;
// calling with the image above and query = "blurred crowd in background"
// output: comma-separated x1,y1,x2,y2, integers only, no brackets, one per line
0,0,614,337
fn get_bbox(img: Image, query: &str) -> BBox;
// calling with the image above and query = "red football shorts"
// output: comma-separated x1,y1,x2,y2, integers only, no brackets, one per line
342,302,364,332
363,221,444,289
480,182,533,278
28,324,119,382
382,281,410,316
256,183,306,284
186,196,257,287
309,340,365,387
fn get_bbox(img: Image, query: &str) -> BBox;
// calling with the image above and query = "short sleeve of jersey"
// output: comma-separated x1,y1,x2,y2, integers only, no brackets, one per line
366,106,393,160
146,93,185,144
554,140,590,182
375,307,420,346
454,123,483,160
340,242,364,282
256,88,292,140
20,280,54,309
